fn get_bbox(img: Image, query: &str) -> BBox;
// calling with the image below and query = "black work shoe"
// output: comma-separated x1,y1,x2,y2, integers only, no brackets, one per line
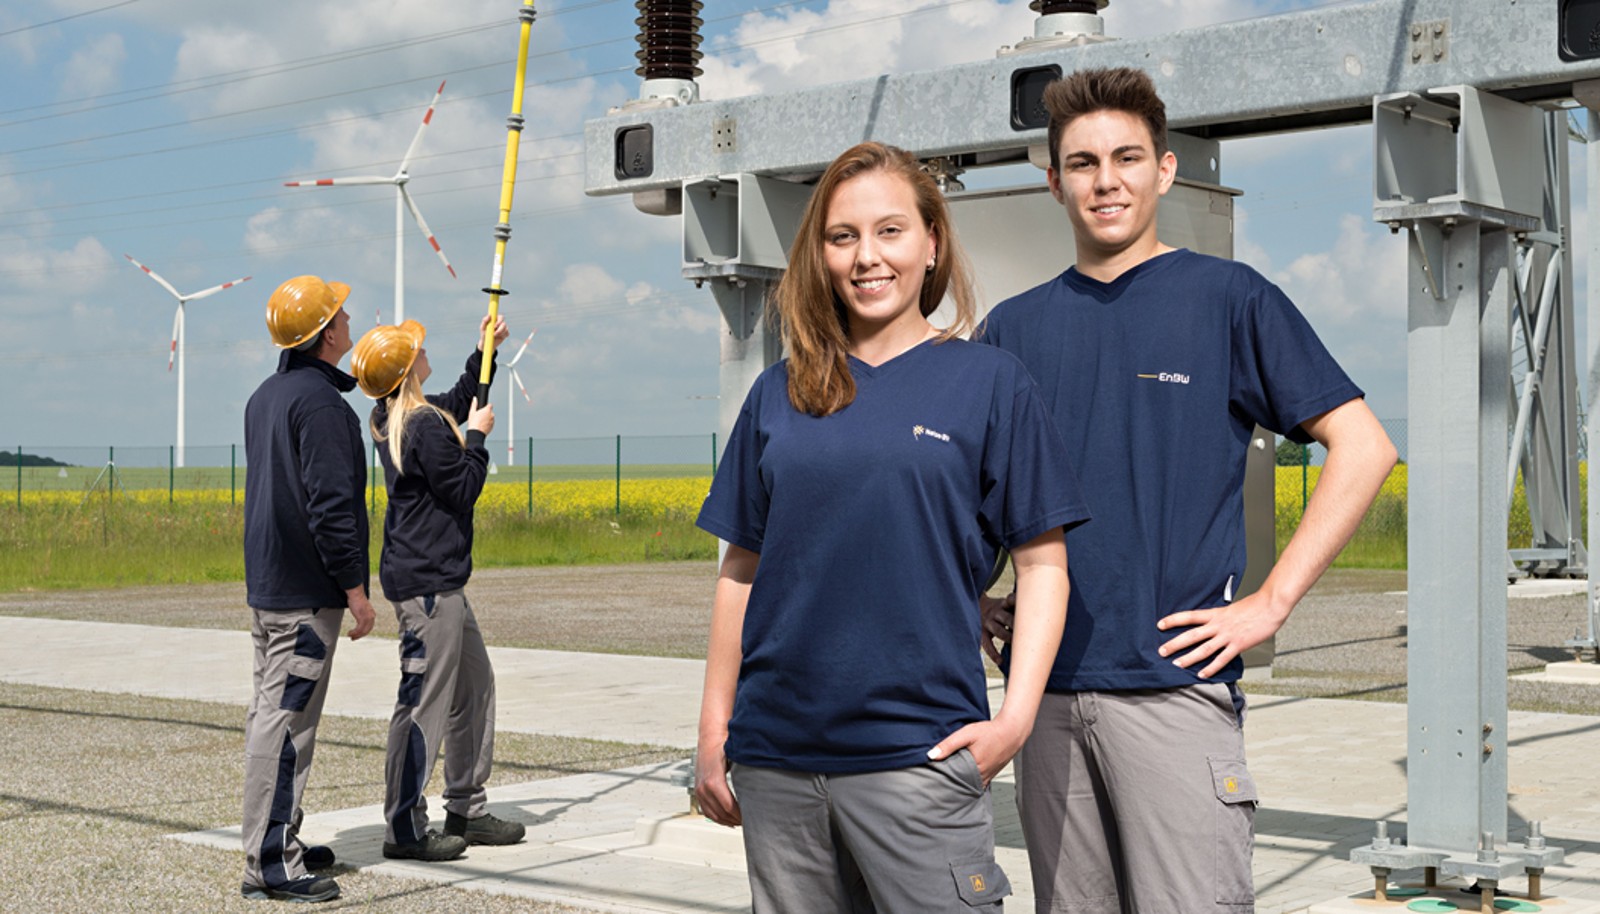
444,811,526,846
381,830,467,861
299,844,336,870
241,875,341,903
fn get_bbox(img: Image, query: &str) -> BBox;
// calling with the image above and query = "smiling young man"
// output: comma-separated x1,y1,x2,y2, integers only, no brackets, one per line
978,68,1396,913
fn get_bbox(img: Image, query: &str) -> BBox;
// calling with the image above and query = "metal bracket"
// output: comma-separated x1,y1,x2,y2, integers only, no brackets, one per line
1374,86,1545,300
1409,19,1450,66
713,117,737,155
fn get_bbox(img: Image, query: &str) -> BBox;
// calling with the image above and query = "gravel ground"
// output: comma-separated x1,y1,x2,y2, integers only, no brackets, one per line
0,681,681,914
6,562,1600,910
6,563,1598,713
0,562,720,658
1254,569,1600,715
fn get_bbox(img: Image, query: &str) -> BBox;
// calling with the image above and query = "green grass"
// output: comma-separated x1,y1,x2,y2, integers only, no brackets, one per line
475,513,716,566
0,497,716,592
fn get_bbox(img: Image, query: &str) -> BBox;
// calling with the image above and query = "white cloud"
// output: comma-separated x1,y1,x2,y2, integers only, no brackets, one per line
1270,213,1404,323
0,236,112,298
60,33,126,99
701,0,1037,99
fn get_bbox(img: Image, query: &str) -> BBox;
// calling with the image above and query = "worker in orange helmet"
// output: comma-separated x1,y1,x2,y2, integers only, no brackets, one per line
351,313,526,862
240,275,376,904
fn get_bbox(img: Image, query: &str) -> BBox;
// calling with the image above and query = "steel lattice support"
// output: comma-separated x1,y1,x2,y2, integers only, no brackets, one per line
587,0,1600,886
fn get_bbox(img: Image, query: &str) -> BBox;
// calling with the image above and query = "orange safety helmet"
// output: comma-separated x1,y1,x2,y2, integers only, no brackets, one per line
351,320,427,398
266,275,351,349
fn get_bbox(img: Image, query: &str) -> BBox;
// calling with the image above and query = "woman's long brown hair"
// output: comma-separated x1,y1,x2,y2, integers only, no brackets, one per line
774,142,977,417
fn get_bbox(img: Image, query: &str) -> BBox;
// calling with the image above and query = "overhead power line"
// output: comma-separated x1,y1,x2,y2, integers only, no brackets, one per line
3,0,968,165
0,0,143,40
0,0,627,121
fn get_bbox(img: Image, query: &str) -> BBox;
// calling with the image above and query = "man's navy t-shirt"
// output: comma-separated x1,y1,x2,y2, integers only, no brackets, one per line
697,338,1090,774
980,249,1362,691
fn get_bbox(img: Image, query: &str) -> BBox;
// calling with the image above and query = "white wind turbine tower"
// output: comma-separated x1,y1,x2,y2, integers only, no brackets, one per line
123,255,251,469
284,81,456,323
504,328,536,467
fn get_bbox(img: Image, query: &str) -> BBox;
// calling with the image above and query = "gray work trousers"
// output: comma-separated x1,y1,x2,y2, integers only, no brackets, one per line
382,589,496,844
1014,684,1258,914
731,751,1012,913
241,607,343,889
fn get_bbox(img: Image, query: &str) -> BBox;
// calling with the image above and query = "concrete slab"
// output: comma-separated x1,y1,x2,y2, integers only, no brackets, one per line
1518,662,1600,686
1308,884,1600,913
1383,578,1588,600
15,616,1600,913
0,615,705,748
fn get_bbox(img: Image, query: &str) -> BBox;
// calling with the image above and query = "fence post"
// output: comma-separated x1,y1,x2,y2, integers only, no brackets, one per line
526,436,533,517
15,445,20,510
169,444,175,505
615,434,622,516
1301,441,1309,510
711,432,718,475
231,444,237,506
109,446,115,504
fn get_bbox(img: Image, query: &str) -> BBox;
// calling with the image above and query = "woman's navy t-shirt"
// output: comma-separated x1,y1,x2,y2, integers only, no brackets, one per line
697,337,1089,774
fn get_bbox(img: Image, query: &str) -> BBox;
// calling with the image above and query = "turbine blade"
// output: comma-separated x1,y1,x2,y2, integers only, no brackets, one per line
511,368,532,404
399,185,456,278
168,305,181,372
398,80,445,176
186,275,252,302
124,253,182,301
508,328,538,366
283,176,393,187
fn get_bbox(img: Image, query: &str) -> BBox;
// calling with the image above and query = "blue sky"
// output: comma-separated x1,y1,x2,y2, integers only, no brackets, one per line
2,0,1565,462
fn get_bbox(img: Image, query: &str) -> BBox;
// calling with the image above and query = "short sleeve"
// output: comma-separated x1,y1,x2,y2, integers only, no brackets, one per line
978,372,1090,549
696,383,770,555
1231,280,1364,443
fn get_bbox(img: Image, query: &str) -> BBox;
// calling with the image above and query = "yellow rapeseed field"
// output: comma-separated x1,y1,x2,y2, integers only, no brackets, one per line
23,477,713,520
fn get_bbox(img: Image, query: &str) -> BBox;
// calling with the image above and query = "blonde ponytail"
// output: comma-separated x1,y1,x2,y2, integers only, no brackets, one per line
370,372,466,475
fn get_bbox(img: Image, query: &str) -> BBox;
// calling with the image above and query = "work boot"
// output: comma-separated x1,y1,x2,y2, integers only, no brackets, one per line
381,830,467,861
444,811,526,846
241,874,341,903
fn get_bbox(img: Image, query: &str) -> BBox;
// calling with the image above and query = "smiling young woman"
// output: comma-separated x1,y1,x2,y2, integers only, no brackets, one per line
692,141,1090,913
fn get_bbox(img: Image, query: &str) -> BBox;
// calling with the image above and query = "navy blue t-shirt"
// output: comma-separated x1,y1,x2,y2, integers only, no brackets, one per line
697,338,1090,774
980,249,1363,691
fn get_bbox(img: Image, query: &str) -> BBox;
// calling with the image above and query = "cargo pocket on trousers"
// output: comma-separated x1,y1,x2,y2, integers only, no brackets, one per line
396,629,427,707
950,858,1011,910
1209,756,1258,906
280,658,324,712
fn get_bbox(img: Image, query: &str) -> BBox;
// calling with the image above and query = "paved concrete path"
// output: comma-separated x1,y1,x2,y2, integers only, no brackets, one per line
9,616,1600,913
0,615,703,748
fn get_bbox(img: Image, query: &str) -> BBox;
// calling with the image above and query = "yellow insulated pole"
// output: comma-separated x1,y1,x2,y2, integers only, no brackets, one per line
478,0,537,405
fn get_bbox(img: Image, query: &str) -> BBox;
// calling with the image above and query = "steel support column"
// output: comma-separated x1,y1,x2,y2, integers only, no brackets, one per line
1405,220,1511,852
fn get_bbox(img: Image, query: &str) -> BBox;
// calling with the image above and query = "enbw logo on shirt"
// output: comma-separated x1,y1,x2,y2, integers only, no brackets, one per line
1137,372,1191,385
913,424,951,442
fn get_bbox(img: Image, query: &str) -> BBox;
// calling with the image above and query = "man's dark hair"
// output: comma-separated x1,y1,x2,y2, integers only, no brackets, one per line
1044,67,1169,172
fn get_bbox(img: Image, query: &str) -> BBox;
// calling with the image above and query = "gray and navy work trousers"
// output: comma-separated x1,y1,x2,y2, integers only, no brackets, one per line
1015,683,1258,914
242,606,343,889
382,589,496,844
731,750,1012,913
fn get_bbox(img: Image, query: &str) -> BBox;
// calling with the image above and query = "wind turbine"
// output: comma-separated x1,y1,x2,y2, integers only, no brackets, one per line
123,254,251,469
504,328,536,467
284,81,456,323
